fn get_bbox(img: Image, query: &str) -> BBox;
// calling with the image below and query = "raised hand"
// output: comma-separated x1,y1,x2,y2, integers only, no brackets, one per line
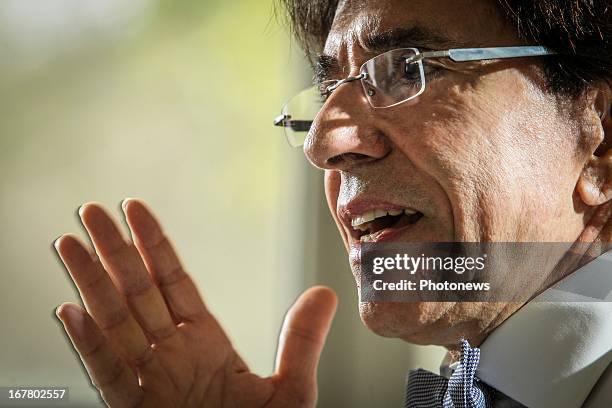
54,199,337,407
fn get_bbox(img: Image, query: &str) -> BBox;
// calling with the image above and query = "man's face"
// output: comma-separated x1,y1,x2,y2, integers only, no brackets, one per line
304,0,597,346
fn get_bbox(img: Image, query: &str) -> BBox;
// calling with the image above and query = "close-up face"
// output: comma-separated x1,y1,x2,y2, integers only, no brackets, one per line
303,0,605,346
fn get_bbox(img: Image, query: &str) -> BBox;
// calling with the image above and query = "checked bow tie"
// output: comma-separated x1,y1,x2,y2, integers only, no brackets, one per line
404,340,493,408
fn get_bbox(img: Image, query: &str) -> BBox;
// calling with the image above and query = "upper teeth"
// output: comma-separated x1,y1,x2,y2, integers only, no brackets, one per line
351,208,418,229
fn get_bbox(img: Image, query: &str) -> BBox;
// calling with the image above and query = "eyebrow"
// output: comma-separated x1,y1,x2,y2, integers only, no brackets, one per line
363,26,462,53
313,25,465,83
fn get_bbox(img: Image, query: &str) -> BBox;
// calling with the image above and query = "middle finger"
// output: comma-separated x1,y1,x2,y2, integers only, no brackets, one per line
79,203,178,344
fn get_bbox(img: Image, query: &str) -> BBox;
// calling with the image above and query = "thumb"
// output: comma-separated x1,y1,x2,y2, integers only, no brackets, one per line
274,286,337,395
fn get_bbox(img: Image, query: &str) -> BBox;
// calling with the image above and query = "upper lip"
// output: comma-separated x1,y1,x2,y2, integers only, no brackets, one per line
338,199,421,241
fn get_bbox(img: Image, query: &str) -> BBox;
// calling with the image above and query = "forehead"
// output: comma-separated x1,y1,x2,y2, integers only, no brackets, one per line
324,0,520,60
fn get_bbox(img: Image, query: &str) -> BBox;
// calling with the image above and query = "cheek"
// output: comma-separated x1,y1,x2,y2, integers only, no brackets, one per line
386,70,575,240
387,83,513,238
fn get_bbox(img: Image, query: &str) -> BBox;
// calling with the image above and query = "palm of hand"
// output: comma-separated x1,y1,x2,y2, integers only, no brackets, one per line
54,199,336,408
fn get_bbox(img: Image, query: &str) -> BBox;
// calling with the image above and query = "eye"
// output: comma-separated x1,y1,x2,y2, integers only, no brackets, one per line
406,60,441,84
404,61,421,81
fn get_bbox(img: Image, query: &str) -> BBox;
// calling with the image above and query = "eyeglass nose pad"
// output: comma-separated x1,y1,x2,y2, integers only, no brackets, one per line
360,72,374,98
356,71,379,101
326,72,368,94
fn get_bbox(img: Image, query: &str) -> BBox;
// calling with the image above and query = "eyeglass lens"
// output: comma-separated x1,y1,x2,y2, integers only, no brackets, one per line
279,48,425,147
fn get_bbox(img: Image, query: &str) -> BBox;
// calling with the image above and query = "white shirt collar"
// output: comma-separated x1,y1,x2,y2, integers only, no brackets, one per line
475,250,612,408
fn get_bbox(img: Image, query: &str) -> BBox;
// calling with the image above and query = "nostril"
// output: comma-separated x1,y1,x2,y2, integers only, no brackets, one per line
326,152,371,166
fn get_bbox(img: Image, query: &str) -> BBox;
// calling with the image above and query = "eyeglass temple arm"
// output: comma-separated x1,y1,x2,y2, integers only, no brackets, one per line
274,114,312,131
416,45,556,62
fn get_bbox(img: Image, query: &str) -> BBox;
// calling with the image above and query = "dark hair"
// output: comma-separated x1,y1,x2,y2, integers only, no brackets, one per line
279,0,612,96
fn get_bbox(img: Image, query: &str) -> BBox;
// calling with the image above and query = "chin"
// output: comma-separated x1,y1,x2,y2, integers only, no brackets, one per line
358,301,457,345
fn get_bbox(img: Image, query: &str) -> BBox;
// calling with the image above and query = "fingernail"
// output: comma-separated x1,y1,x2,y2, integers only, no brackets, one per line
53,236,62,251
77,204,86,218
58,304,81,321
55,305,63,320
121,198,132,212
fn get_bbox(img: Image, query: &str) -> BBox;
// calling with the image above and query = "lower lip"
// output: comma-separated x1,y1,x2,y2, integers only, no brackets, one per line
358,214,423,244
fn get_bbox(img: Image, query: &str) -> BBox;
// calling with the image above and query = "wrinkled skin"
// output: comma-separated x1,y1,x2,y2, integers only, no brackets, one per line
304,0,612,350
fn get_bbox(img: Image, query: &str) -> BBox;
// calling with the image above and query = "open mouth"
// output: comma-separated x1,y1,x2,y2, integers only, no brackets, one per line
350,208,423,242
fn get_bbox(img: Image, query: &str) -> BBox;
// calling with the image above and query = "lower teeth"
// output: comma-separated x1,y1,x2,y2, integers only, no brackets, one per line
359,212,422,241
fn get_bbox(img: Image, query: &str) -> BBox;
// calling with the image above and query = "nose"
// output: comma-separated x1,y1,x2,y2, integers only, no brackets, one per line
303,78,390,170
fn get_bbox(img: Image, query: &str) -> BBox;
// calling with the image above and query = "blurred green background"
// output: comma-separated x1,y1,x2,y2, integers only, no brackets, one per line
0,0,443,406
